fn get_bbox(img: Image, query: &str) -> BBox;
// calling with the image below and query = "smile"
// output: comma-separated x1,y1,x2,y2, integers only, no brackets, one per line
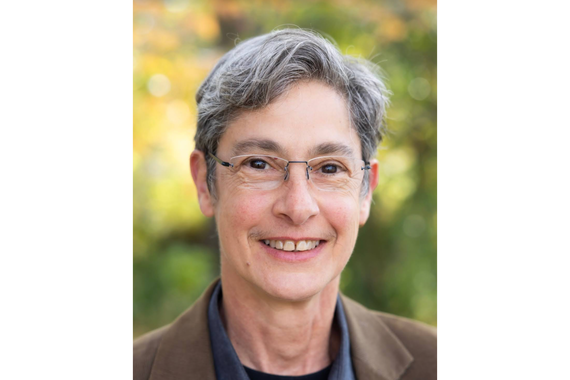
262,239,321,252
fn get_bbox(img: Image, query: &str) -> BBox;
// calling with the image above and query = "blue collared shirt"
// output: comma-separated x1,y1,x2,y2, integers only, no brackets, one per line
207,281,356,380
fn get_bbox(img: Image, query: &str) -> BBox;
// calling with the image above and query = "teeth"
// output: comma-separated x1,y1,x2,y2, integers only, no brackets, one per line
263,239,321,252
296,241,307,251
283,241,295,251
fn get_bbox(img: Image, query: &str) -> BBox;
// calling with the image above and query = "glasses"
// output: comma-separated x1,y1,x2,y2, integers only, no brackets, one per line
209,152,370,192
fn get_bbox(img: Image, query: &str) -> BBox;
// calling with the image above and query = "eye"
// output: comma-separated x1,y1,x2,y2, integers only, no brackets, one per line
321,164,338,174
249,159,268,170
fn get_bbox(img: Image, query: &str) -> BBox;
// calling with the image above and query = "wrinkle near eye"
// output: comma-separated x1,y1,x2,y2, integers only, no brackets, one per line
225,170,252,191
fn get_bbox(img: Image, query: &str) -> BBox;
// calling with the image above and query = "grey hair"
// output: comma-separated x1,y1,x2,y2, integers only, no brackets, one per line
194,28,390,198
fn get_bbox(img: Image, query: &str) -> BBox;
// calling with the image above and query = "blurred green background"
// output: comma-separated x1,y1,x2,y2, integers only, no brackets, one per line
134,0,436,339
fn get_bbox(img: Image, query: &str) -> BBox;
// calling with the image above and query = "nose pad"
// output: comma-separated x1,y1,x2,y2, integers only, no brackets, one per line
306,165,312,180
284,162,311,182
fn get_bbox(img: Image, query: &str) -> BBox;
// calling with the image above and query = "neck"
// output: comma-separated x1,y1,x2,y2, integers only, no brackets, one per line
219,271,341,376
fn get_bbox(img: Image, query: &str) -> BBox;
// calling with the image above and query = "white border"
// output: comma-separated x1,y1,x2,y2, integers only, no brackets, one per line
0,1,132,378
439,0,570,378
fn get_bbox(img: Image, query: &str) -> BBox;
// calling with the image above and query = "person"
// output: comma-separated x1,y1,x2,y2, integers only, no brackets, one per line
134,28,436,380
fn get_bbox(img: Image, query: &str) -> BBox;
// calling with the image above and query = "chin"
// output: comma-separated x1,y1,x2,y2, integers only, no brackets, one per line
257,271,334,302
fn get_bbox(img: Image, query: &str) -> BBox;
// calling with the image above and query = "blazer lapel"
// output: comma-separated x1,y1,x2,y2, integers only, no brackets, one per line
340,295,414,380
147,281,412,380
149,280,219,380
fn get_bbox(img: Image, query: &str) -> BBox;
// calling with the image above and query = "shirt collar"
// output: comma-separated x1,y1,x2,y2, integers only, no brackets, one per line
207,281,355,380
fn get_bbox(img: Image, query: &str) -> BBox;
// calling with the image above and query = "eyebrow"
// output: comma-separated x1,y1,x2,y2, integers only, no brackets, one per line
310,142,355,158
230,139,356,159
231,139,286,157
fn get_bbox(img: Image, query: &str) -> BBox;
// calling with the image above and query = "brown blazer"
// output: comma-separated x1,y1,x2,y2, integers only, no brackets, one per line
134,280,436,380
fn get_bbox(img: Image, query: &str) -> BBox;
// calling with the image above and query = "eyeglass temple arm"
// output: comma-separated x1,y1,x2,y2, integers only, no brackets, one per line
362,162,371,170
208,152,234,168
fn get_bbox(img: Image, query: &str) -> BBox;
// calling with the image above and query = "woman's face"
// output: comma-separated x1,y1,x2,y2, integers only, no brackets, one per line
201,81,377,301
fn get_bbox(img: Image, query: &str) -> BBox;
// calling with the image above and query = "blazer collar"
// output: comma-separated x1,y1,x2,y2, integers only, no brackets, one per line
340,295,413,380
149,280,219,380
148,280,413,380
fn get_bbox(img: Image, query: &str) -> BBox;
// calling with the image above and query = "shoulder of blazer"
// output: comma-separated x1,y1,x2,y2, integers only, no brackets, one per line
374,310,437,379
133,279,219,380
133,325,170,380
340,294,436,380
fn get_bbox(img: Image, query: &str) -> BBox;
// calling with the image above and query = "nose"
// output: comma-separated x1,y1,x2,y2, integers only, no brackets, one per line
272,164,319,225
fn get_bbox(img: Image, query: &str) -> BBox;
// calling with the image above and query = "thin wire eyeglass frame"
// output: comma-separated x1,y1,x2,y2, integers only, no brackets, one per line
208,152,371,191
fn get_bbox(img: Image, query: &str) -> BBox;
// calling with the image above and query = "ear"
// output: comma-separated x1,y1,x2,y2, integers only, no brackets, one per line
190,150,215,217
359,159,379,226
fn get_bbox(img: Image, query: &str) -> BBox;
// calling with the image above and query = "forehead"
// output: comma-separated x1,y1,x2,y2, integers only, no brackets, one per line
218,81,362,159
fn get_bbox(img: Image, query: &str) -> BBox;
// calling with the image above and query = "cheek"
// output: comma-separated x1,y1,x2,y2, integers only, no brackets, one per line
233,196,267,226
216,194,269,266
217,189,273,238
321,196,361,238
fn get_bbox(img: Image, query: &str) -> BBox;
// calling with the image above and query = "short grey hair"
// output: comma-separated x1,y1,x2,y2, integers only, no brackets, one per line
194,28,390,198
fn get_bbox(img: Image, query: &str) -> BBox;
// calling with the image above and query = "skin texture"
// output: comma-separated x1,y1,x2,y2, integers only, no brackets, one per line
190,81,379,375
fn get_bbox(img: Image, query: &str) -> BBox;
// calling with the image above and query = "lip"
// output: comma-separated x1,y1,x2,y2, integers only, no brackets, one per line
260,239,326,263
261,237,324,242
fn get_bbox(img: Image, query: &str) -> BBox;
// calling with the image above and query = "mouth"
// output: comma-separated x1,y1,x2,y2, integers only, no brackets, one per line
262,239,322,252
